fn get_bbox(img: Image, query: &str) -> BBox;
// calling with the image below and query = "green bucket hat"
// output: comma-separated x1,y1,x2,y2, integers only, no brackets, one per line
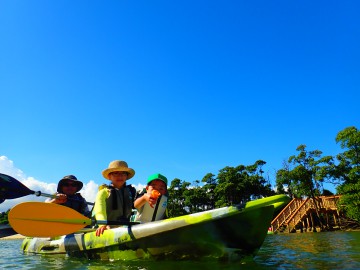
147,173,168,185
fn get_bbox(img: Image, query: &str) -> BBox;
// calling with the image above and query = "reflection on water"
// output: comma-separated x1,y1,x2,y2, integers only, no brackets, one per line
254,231,360,269
1,231,360,269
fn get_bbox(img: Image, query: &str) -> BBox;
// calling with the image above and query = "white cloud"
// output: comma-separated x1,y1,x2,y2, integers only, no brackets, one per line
0,156,26,180
0,156,147,212
81,180,98,205
0,156,100,212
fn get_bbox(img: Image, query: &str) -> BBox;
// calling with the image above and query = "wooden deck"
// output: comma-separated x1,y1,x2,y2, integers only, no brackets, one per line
270,195,341,233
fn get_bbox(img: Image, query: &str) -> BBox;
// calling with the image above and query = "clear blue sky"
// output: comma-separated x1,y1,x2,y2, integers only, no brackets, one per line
1,1,359,209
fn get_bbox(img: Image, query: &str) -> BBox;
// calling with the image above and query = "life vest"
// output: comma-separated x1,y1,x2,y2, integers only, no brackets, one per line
59,193,88,215
136,195,168,223
103,184,136,221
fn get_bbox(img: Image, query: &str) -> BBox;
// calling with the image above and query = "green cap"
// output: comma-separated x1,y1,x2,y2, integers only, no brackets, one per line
147,173,168,185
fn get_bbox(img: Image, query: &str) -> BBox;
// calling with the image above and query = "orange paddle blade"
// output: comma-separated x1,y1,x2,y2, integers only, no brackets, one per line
9,202,91,237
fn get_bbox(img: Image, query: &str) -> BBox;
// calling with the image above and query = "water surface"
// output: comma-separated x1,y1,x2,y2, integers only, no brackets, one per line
1,231,359,269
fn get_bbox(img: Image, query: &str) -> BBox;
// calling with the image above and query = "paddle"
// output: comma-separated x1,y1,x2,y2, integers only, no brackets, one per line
0,173,94,205
9,202,139,237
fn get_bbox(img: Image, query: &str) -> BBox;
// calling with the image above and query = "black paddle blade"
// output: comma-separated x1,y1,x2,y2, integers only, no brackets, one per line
0,224,17,238
0,173,34,203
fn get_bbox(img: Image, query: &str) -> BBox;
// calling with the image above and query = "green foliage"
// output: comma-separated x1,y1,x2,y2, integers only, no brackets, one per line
214,161,274,207
276,144,333,199
167,160,275,217
167,178,190,217
337,183,360,222
0,210,9,224
201,173,217,209
333,126,360,221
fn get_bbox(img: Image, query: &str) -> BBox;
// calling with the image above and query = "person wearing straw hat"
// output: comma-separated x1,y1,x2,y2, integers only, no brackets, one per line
134,173,168,223
93,160,137,237
46,175,90,216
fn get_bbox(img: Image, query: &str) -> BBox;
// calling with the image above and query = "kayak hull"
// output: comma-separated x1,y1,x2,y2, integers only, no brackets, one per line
21,195,290,261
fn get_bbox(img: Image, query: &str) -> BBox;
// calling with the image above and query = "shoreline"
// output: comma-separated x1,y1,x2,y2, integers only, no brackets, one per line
0,234,26,240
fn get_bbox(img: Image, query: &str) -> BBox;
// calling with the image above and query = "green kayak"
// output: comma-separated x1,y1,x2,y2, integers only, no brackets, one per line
21,194,290,261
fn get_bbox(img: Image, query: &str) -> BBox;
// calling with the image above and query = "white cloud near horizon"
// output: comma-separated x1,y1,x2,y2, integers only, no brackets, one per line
0,156,146,212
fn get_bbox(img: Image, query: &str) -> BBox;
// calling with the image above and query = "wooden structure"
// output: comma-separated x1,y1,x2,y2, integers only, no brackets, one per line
270,195,342,233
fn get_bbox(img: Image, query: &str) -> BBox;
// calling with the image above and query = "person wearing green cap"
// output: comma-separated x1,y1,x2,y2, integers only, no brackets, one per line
134,173,168,223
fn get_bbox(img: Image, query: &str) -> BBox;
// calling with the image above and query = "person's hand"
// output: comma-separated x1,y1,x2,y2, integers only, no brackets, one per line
49,193,67,204
95,225,110,237
56,193,67,203
146,192,159,208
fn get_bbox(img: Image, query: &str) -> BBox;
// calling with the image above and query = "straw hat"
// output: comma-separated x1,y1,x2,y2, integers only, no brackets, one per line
57,175,83,192
102,160,135,180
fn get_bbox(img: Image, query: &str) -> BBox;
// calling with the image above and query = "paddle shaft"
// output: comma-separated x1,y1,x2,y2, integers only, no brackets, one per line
33,191,94,206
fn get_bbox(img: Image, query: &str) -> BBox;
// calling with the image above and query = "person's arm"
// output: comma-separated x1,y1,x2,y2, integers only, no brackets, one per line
134,194,149,209
93,188,111,236
134,191,158,209
93,188,108,220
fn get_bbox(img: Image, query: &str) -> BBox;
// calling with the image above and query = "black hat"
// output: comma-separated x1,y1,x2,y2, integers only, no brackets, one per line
57,175,83,193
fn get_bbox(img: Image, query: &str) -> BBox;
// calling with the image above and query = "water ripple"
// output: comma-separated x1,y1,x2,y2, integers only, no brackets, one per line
1,232,360,269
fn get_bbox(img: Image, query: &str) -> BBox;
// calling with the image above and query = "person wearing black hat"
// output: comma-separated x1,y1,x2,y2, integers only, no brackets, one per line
46,175,90,216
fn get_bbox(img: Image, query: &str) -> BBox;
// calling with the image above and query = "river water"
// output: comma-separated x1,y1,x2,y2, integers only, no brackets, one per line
1,231,359,269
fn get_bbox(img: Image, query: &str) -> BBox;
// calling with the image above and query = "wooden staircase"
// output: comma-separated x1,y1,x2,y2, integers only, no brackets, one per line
270,195,341,233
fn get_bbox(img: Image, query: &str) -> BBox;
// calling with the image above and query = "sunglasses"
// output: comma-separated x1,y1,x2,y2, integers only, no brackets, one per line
110,172,128,177
63,182,77,187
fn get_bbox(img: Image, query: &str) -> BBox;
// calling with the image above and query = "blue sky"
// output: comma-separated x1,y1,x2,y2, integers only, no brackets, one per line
1,1,359,211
